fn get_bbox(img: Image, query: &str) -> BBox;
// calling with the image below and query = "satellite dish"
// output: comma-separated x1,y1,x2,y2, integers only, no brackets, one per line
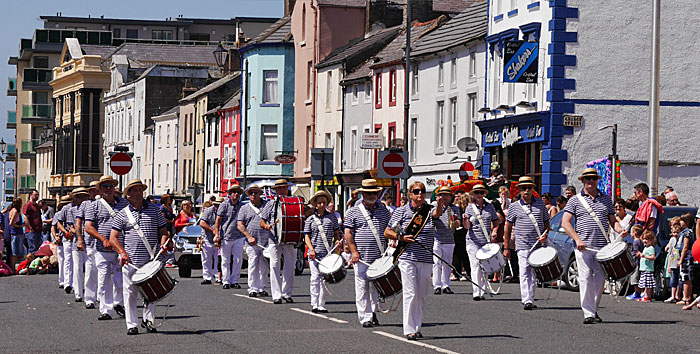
457,137,479,152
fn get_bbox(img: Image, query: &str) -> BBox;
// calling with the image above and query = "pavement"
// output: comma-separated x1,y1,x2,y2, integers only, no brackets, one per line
3,266,700,353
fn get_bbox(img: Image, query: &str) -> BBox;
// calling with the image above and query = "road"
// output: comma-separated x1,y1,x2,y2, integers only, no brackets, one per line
2,266,700,353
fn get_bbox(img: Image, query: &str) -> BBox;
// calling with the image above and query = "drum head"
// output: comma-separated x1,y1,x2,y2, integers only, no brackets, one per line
367,256,394,279
596,241,627,261
476,243,500,260
528,247,557,267
132,260,164,283
318,254,343,273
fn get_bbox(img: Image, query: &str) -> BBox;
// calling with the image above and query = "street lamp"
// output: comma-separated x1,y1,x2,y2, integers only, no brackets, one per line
213,43,228,71
599,124,619,198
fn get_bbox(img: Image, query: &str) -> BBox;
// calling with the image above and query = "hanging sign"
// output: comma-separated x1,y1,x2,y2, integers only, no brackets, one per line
504,41,539,83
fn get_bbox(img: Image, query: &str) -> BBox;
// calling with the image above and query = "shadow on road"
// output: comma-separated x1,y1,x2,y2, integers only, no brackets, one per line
380,322,460,328
539,306,580,311
159,328,235,335
605,320,678,325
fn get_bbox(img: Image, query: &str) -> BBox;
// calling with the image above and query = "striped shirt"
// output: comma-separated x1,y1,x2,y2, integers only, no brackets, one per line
304,211,340,259
506,198,550,251
344,202,391,263
58,203,78,226
216,199,244,241
237,200,272,247
260,197,284,244
389,203,436,264
199,206,218,242
563,191,614,249
52,208,64,226
86,197,129,252
111,202,167,268
77,200,96,248
465,202,499,248
431,202,460,245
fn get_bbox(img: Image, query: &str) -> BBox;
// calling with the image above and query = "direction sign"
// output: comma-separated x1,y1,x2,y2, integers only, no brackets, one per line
378,150,411,179
361,133,384,149
110,152,133,175
459,162,475,181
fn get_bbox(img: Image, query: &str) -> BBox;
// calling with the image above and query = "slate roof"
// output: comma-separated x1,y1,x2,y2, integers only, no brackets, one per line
411,1,487,57
367,18,444,69
180,72,241,102
81,44,117,58
107,43,229,67
251,17,292,44
433,0,478,13
221,91,241,110
316,26,401,70
317,0,367,8
152,106,180,120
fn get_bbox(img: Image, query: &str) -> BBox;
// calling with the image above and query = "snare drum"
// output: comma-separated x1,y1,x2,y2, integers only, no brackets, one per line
318,254,347,284
475,243,505,275
131,260,177,304
367,256,402,299
527,246,562,282
275,196,306,244
595,241,635,280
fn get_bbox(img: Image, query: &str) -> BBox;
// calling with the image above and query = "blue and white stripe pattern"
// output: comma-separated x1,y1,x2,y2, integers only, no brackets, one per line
77,200,96,247
260,198,279,244
465,202,499,248
237,200,272,247
216,199,243,241
563,192,614,249
344,202,391,263
52,207,64,226
86,197,129,252
111,202,167,268
432,202,460,245
506,198,549,251
58,203,78,226
199,206,218,242
303,211,339,259
389,203,436,264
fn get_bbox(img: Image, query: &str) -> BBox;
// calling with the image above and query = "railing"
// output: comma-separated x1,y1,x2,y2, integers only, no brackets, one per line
34,29,112,46
20,38,32,53
23,68,53,83
7,77,17,91
22,104,51,119
7,111,16,124
5,177,14,191
20,175,36,189
7,144,16,155
21,139,40,154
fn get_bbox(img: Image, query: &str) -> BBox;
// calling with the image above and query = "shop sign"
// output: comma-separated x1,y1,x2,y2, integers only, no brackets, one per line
483,123,545,148
501,125,522,148
504,41,539,83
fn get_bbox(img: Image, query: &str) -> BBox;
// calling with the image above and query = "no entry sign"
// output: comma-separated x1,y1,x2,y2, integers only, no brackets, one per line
378,150,410,179
110,152,133,175
459,162,475,181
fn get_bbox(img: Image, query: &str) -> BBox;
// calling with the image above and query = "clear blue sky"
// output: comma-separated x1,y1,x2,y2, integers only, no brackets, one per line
0,0,284,146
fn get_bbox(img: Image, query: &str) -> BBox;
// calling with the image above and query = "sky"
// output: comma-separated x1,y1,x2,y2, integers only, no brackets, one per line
0,0,284,147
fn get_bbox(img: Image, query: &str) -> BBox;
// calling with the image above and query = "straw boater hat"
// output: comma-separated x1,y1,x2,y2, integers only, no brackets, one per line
89,180,99,190
245,184,262,196
71,187,90,197
274,178,292,188
123,179,148,195
436,186,453,195
96,175,119,189
471,184,487,193
310,190,333,205
357,179,382,193
213,196,225,205
578,168,602,181
517,176,536,187
227,182,244,193
58,195,72,207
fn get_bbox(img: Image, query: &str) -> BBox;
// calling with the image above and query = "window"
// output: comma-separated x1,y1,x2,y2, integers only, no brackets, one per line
263,70,278,104
363,127,371,168
326,71,333,110
364,81,372,103
261,125,277,161
231,144,237,177
495,0,502,14
438,61,444,88
527,81,536,102
351,129,358,169
450,58,457,86
493,54,501,105
306,61,313,101
467,93,477,138
188,33,210,41
450,97,458,147
206,160,211,193
511,0,518,9
388,124,396,148
34,56,49,68
214,159,219,192
214,117,220,146
157,164,161,185
189,113,194,142
325,133,332,148
436,101,445,150
166,124,171,147
158,125,162,147
469,51,477,78
306,126,312,168
165,163,169,185
374,73,382,108
137,110,141,141
113,28,121,38
352,84,359,104
411,63,419,97
302,4,307,42
410,117,418,162
152,30,173,40
126,29,138,39
389,69,397,106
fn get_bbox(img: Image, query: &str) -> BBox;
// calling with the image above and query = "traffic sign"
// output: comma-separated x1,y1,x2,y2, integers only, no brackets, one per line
110,152,133,175
378,150,410,179
459,162,475,181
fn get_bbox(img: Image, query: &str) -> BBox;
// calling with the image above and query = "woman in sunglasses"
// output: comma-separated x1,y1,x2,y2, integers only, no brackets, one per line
463,184,500,301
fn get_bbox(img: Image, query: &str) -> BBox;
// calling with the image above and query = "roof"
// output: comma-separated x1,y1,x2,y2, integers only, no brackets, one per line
411,1,488,57
81,44,117,57
317,26,401,70
152,106,180,121
221,91,242,110
36,140,53,150
107,42,229,67
317,0,367,8
180,72,241,102
251,17,292,44
368,18,444,69
433,0,478,13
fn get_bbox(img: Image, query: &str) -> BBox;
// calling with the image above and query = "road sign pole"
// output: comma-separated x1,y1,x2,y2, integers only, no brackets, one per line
119,175,122,193
320,150,325,191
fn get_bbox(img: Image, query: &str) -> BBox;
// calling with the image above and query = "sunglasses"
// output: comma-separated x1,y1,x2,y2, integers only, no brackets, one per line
519,186,534,191
229,191,241,194
411,189,426,195
248,191,260,195
582,176,597,181
669,199,678,203
472,190,486,195
364,191,379,195
100,184,115,189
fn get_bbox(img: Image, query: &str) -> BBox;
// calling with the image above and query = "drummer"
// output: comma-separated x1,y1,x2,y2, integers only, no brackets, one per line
344,179,391,327
561,168,627,324
463,184,500,301
260,179,298,304
109,179,171,335
384,181,441,341
303,190,340,313
200,196,223,285
85,175,128,321
237,185,271,297
503,176,549,310
76,181,100,310
432,186,461,295
214,183,246,290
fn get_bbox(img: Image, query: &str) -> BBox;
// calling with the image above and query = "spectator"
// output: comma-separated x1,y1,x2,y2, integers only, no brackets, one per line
16,252,35,275
8,198,25,272
611,198,633,240
565,185,577,199
347,189,359,209
677,213,695,305
28,255,50,274
174,200,196,233
22,189,42,254
636,230,656,303
452,193,469,281
633,183,662,234
665,217,682,303
654,194,666,206
1,205,10,261
160,194,175,236
665,191,680,206
40,201,55,243
399,194,408,207
625,198,639,212
542,193,554,215
383,195,397,213
0,253,11,276
552,196,568,218
626,225,645,300
498,186,511,217
327,202,343,229
664,186,674,195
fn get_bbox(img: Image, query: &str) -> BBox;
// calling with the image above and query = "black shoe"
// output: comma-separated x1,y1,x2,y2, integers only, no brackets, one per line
232,283,241,289
473,296,482,301
258,291,269,297
141,320,157,333
114,305,125,318
249,292,258,298
318,309,328,313
59,285,64,289
434,288,442,295
201,279,212,285
283,297,294,303
215,279,222,285
223,284,231,289
273,299,283,304
312,308,320,313
127,327,138,335
362,322,373,328
64,286,73,294
372,313,379,326
75,297,83,303
595,313,603,323
480,296,486,301
523,303,534,310
98,313,112,321
416,332,424,338
85,303,96,309
583,317,596,324
443,287,454,294
406,333,417,340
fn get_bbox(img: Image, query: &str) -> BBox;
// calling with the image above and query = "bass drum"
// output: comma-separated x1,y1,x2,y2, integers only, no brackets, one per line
274,196,306,245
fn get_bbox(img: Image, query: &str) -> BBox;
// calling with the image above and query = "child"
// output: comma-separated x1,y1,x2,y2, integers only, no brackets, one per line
676,213,695,305
28,256,50,274
16,253,35,275
0,252,12,276
664,217,682,303
626,225,645,300
636,230,656,302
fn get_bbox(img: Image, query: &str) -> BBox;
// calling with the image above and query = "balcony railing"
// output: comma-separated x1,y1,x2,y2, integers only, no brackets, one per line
20,139,40,156
34,29,112,46
21,104,51,123
7,111,16,129
23,68,53,84
6,176,15,191
20,175,36,189
7,77,16,96
7,144,16,157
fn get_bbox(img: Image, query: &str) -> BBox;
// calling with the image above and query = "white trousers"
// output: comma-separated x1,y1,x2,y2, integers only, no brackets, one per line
84,247,98,305
62,240,74,289
517,249,536,305
309,258,327,309
72,247,86,300
354,262,379,324
245,244,269,293
122,264,154,329
432,242,455,289
56,243,65,286
200,239,218,282
575,249,604,318
399,260,432,335
96,251,123,316
221,238,245,285
269,243,296,300
466,243,486,297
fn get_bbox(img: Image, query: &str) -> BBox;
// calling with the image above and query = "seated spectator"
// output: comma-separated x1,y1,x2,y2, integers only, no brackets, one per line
28,256,50,274
0,255,11,276
665,191,680,206
16,253,35,275
654,194,667,206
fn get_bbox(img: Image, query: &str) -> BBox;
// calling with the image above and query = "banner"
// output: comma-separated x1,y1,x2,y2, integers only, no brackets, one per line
503,41,538,83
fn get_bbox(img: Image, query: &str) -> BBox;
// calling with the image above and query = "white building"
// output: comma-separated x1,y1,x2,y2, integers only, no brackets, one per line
152,107,179,195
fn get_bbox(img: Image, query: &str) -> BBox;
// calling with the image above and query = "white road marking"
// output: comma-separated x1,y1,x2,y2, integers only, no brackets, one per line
233,293,273,304
373,331,461,354
290,307,349,324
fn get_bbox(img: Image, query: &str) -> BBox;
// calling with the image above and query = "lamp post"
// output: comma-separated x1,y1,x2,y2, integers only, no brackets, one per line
599,124,619,198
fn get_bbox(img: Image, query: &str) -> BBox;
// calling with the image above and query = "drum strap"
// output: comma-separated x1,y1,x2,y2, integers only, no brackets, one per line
359,203,385,254
471,203,492,243
311,215,331,253
575,194,610,242
519,200,542,237
124,207,157,259
96,196,116,218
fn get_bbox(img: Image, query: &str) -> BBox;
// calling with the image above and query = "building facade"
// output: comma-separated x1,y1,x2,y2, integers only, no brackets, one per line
152,107,179,195
219,94,241,193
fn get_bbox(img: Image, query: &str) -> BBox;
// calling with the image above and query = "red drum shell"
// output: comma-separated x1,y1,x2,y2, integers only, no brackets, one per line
276,196,305,244
132,261,177,303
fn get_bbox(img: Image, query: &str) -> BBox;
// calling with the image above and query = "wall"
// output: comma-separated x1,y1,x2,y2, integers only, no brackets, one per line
178,103,195,192
317,7,366,60
341,79,373,172
153,114,178,195
314,65,343,172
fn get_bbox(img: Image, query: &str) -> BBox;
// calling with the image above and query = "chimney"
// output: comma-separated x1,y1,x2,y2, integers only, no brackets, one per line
181,79,199,98
285,0,296,16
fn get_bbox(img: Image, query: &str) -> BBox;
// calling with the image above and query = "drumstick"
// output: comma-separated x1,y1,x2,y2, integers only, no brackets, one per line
357,259,373,267
529,233,549,253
